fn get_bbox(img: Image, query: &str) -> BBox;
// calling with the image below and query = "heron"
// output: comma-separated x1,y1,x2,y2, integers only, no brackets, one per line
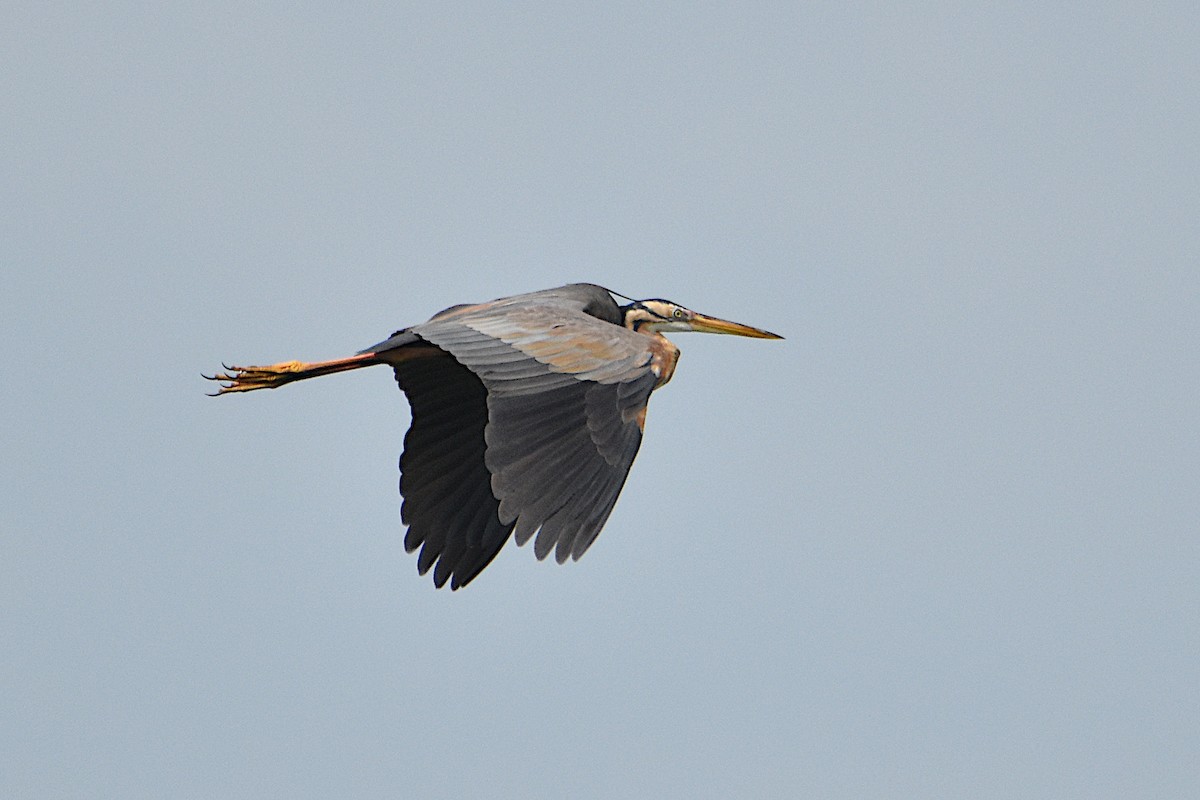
206,283,782,589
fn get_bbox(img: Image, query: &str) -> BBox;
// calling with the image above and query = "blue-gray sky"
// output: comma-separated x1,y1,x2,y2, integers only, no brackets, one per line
3,3,1197,798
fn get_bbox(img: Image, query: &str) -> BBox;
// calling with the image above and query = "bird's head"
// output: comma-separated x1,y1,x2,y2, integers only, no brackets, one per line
619,298,783,339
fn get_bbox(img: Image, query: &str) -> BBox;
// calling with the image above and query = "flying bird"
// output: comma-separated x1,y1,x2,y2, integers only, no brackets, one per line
206,283,782,588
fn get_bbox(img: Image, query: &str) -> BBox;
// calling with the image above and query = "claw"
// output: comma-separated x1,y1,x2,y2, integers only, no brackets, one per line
205,352,377,396
205,360,292,394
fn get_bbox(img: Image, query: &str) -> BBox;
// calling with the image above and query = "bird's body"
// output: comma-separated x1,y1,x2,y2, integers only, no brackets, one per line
208,283,781,588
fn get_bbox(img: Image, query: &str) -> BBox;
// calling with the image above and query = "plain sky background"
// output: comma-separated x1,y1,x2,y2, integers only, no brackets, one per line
3,2,1198,798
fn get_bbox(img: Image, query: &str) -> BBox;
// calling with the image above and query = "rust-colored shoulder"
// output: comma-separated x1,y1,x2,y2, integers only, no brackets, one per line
644,332,680,388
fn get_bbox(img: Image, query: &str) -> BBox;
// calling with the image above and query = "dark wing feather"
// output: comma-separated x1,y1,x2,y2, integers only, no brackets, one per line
392,353,512,589
410,304,658,570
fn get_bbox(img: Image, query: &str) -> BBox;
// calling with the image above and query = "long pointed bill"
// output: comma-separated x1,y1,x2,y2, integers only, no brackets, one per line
688,312,784,339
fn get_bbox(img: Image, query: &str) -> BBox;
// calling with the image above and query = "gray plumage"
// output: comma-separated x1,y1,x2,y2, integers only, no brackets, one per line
207,282,781,589
365,284,659,588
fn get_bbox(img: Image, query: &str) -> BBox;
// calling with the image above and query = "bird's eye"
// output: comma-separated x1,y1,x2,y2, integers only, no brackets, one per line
672,308,685,319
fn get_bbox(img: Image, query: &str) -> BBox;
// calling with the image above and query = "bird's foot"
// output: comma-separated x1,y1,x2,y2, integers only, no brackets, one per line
203,361,308,394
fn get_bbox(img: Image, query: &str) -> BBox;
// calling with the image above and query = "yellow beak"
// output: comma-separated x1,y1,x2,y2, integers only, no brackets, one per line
689,312,784,340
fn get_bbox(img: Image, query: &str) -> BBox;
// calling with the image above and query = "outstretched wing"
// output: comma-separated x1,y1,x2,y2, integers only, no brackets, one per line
386,301,659,588
390,350,512,589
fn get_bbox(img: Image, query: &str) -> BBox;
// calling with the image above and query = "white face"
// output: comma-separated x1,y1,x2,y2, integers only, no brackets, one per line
638,300,695,332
